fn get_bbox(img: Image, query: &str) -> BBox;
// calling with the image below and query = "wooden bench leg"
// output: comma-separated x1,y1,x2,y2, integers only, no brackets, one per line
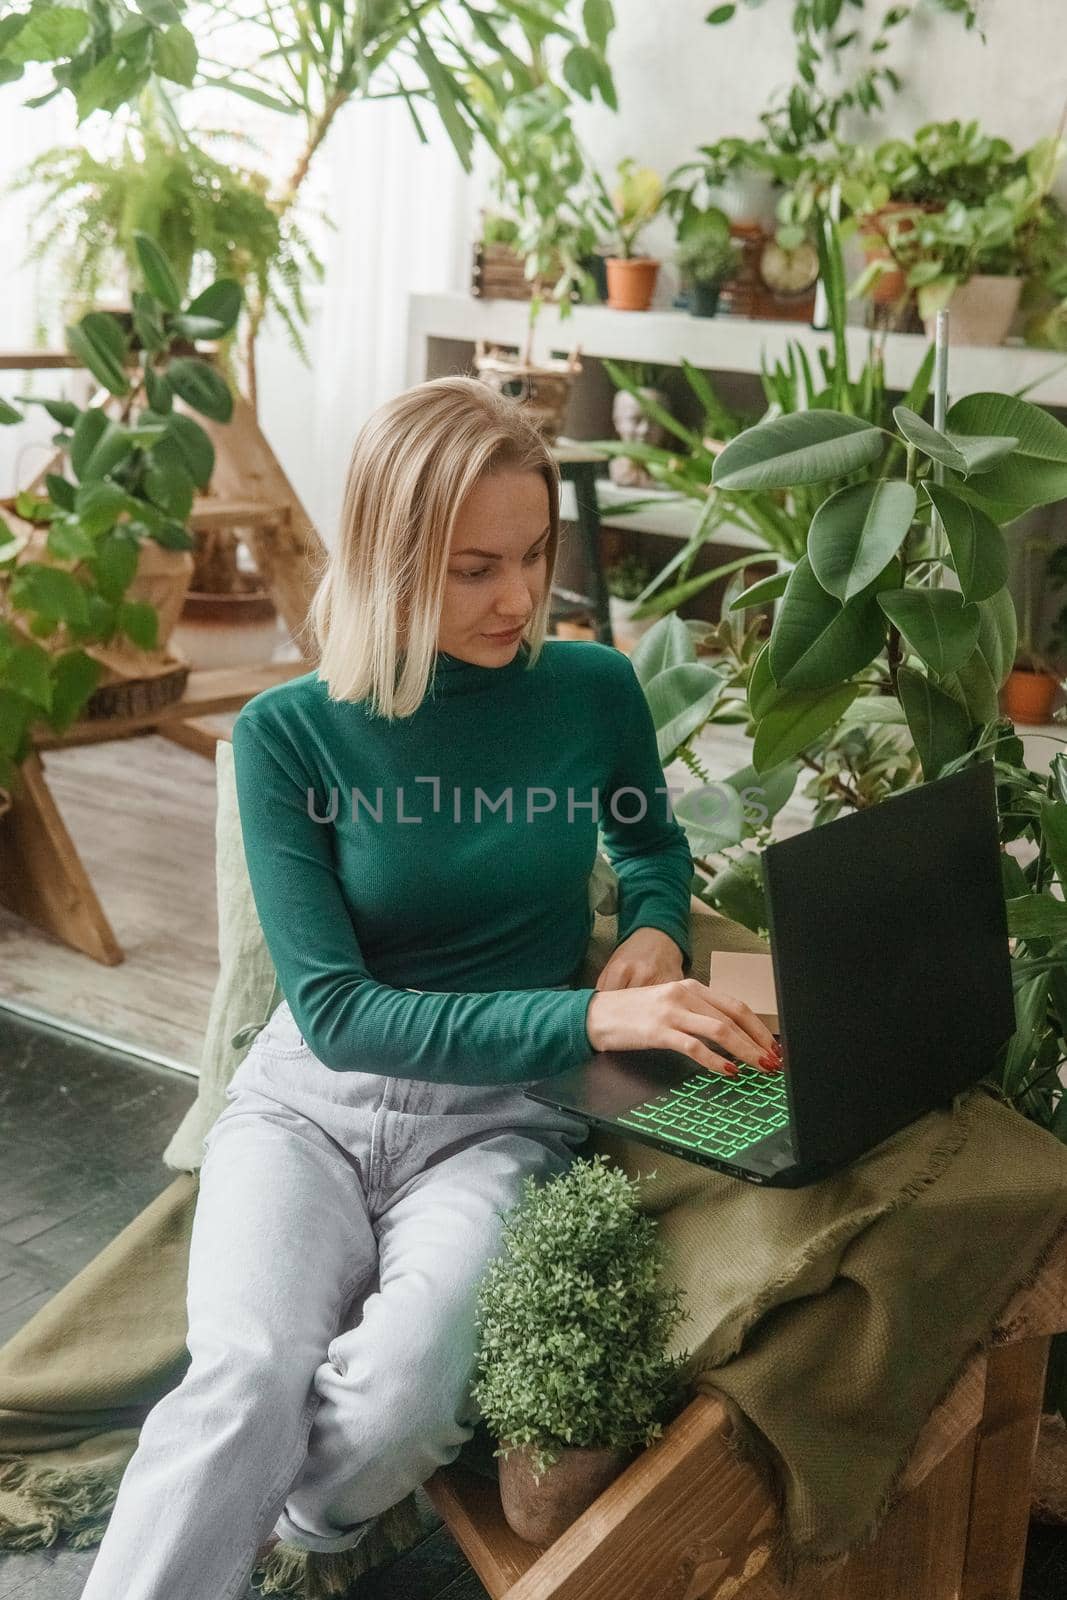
0,752,123,964
960,1335,1050,1600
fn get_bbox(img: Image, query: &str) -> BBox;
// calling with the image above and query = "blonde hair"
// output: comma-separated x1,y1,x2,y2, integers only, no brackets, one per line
300,376,561,721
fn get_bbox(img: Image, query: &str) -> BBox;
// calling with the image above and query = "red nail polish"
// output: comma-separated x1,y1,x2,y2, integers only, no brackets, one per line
758,1055,778,1071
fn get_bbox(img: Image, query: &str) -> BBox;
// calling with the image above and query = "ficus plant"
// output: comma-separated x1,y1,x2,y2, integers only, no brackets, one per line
0,232,241,798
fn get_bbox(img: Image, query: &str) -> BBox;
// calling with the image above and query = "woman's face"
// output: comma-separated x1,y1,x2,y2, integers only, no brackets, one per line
437,468,550,666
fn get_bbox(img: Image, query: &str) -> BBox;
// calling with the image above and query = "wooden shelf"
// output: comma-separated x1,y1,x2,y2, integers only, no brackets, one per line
408,293,1067,410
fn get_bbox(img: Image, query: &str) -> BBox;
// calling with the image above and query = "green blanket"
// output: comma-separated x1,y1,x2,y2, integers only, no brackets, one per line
2,740,1066,1590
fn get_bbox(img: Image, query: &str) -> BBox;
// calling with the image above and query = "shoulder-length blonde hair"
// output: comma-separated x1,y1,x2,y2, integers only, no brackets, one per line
301,375,562,721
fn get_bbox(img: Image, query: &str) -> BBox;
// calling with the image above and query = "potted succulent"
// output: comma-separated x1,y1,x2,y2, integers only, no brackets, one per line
675,212,740,318
606,553,660,652
471,1155,689,1546
1002,537,1067,726
603,160,666,312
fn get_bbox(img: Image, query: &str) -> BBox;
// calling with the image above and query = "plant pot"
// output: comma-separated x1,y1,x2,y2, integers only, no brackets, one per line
609,595,656,653
473,343,582,444
1000,665,1059,725
859,202,928,307
688,281,722,318
498,1441,634,1545
171,586,281,670
605,258,660,312
924,275,1024,347
708,169,778,230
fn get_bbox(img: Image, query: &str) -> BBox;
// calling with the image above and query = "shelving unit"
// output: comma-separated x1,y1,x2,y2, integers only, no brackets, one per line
407,292,1067,410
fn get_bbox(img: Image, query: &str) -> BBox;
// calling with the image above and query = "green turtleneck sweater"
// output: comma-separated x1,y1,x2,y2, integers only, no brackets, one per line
231,639,694,1085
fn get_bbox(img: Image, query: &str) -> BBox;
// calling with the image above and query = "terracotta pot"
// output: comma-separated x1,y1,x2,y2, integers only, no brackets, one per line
605,258,660,312
498,1441,634,1545
924,274,1024,347
1000,666,1059,725
172,588,281,670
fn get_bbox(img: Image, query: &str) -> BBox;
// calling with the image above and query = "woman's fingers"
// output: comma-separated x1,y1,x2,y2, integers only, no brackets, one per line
664,1030,740,1079
674,983,775,1068
703,987,779,1055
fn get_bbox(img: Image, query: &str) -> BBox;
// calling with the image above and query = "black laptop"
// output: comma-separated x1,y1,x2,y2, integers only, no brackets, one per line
525,762,1015,1188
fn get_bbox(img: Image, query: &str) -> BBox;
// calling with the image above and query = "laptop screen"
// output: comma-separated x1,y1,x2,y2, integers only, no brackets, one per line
762,761,1014,1169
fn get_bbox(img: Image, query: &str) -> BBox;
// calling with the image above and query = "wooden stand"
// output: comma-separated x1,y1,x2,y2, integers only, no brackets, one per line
425,1235,1067,1600
0,352,328,965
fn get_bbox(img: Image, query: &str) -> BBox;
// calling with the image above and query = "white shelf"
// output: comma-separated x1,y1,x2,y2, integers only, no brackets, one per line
408,292,1067,410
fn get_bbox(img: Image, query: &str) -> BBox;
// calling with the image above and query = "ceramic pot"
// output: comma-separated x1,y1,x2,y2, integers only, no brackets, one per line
925,275,1023,347
498,1441,634,1545
1001,666,1059,725
689,281,722,318
172,588,281,670
605,258,660,312
859,202,931,306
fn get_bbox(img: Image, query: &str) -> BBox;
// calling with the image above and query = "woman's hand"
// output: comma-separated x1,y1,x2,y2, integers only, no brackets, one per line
585,978,781,1078
594,927,686,992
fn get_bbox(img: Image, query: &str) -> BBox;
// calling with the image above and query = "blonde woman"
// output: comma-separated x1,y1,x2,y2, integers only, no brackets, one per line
80,377,777,1600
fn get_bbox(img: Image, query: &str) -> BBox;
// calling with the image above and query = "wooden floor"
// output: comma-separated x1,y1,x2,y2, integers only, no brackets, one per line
0,694,816,1072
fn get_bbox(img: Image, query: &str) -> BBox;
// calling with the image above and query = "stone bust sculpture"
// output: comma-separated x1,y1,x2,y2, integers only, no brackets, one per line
608,387,668,489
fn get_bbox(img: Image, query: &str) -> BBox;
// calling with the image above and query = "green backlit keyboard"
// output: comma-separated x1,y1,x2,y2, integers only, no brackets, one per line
614,1066,789,1161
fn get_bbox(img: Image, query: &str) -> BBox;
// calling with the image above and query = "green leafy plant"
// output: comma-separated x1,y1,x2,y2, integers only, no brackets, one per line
605,553,653,601
0,234,241,795
13,123,322,361
470,1155,690,1477
606,160,665,259
675,217,739,289
704,1,984,154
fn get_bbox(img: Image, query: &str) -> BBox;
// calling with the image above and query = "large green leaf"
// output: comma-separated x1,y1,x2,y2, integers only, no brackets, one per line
942,649,999,725
673,782,746,854
769,554,890,691
975,586,1018,688
73,480,127,537
711,411,887,491
705,849,767,934
644,662,725,763
91,534,140,603
182,278,243,335
1039,800,1067,889
893,405,1018,479
808,480,916,602
925,485,1008,604
166,358,233,423
66,314,129,397
752,682,862,772
630,614,695,686
48,651,103,734
5,641,52,711
165,411,215,486
5,6,88,63
947,393,1067,512
877,588,980,677
153,23,197,86
1006,896,1067,941
728,568,790,611
133,232,182,312
10,564,90,628
723,760,801,825
896,667,974,779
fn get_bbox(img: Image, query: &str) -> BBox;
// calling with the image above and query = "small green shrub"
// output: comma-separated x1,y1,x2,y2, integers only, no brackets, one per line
471,1154,690,1478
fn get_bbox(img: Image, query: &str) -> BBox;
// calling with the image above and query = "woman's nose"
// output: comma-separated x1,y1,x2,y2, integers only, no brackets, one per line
497,570,539,617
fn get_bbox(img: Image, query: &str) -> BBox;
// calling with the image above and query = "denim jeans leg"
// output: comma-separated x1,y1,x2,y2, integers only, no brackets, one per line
79,1095,379,1600
280,1118,582,1540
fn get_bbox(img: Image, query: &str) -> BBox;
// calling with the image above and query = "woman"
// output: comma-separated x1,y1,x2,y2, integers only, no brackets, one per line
80,377,778,1600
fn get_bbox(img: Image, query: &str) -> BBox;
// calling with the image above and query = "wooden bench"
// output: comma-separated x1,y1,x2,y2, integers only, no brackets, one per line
425,1230,1067,1600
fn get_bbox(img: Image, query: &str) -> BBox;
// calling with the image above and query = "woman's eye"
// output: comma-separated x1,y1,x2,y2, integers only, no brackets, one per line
454,547,546,582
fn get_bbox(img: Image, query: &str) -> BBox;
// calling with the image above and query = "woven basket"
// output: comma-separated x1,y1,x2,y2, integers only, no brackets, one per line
473,343,582,444
84,649,191,720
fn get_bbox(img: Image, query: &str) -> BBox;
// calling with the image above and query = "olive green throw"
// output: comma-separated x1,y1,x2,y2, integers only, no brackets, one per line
2,739,1066,1583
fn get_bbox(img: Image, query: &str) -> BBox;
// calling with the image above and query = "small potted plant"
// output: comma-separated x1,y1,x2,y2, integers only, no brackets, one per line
606,553,658,653
604,159,666,312
471,1154,689,1547
675,213,740,318
1002,537,1067,725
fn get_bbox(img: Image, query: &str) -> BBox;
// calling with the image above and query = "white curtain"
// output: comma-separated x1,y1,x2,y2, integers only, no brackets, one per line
259,94,480,549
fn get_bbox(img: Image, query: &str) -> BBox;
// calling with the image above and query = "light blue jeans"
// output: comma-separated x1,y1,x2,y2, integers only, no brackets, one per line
80,996,589,1600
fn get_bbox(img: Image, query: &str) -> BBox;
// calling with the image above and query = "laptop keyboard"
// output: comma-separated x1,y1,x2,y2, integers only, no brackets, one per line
614,1066,789,1161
